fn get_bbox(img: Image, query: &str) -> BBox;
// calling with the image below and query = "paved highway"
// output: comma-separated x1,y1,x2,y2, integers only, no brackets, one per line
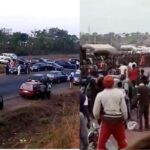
0,69,74,99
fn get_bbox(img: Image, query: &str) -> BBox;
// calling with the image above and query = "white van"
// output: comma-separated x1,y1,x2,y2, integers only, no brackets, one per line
2,53,17,60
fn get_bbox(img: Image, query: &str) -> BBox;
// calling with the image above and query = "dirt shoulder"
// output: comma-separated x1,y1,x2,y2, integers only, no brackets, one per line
0,87,79,149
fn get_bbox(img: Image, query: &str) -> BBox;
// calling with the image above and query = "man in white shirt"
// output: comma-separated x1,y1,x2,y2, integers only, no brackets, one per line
119,63,128,75
128,61,137,70
17,64,21,75
93,75,128,150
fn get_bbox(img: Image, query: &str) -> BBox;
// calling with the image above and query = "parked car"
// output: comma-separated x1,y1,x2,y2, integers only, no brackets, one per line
17,58,30,65
55,60,76,69
68,58,79,65
73,72,80,85
19,80,43,98
39,58,51,63
46,61,63,71
2,53,17,60
0,56,11,64
30,62,54,72
28,74,50,83
47,71,68,83
30,58,41,65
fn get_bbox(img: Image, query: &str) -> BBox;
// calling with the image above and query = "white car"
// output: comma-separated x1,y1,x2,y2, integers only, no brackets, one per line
2,53,17,60
0,56,11,64
73,72,80,85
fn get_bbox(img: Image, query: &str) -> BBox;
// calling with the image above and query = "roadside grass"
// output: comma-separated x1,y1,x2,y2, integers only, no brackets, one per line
0,90,79,149
44,105,79,148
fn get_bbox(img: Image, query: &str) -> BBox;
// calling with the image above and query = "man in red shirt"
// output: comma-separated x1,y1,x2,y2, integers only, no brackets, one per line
128,64,139,86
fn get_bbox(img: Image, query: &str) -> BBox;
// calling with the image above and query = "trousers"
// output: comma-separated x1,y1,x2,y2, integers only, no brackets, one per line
97,120,127,150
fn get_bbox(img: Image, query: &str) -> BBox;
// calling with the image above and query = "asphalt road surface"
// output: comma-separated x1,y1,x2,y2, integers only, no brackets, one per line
0,69,75,100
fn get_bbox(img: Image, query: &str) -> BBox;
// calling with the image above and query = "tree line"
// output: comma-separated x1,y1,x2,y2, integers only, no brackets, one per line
0,28,79,56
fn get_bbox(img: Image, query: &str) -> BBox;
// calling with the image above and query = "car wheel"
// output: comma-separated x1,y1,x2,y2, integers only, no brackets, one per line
38,68,40,72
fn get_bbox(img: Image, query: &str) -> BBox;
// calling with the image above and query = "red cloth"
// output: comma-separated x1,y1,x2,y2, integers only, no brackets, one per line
129,69,138,82
97,120,127,150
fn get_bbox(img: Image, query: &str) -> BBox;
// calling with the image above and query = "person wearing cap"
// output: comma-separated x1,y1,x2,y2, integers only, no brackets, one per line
93,75,128,150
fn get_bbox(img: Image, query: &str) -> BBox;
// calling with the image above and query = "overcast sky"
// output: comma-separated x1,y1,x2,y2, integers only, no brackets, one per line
0,0,79,36
81,0,150,34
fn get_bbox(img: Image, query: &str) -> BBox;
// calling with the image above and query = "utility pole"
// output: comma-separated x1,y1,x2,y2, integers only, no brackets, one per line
94,34,97,44
88,25,91,43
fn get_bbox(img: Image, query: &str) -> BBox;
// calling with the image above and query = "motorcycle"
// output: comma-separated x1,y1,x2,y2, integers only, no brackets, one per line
88,122,99,149
88,122,118,150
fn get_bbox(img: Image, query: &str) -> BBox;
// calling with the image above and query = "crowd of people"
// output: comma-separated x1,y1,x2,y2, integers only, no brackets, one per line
80,55,150,150
5,59,30,75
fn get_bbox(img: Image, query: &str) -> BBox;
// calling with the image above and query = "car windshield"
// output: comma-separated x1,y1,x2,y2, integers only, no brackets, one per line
29,75,42,81
33,63,40,66
21,83,33,91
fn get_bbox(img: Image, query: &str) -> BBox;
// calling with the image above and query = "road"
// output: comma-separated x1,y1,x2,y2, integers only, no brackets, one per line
0,69,74,100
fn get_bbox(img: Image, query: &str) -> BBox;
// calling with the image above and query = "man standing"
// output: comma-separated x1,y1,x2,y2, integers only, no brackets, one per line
80,112,89,150
46,82,51,99
17,64,21,75
119,62,128,77
128,64,139,86
137,77,150,131
93,75,128,150
5,63,10,75
69,71,74,88
40,83,46,99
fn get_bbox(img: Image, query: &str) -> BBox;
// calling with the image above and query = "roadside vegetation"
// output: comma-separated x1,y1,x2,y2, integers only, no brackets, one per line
0,28,79,55
0,89,79,148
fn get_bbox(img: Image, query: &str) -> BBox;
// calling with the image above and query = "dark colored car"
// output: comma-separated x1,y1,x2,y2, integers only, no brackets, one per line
30,62,54,72
17,58,30,65
46,61,63,71
55,60,76,69
68,58,79,65
47,71,68,83
39,58,51,63
28,74,50,83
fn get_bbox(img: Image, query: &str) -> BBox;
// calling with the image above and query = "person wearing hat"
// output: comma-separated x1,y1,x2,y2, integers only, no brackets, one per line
93,75,128,150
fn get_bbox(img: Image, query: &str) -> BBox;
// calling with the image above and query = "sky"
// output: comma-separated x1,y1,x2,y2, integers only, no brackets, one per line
80,0,150,34
0,0,79,36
